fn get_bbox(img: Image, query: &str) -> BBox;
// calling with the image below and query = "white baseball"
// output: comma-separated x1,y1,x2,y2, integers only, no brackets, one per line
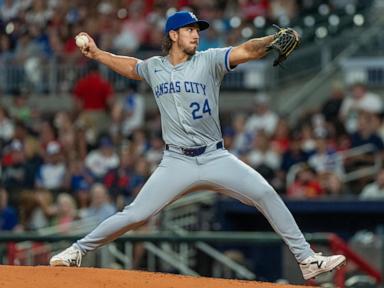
75,35,89,48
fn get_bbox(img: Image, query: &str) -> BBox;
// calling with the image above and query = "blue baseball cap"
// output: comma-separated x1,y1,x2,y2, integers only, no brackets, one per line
164,11,209,35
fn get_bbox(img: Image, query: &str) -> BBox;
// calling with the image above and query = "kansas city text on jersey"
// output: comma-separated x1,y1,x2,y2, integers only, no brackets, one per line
154,81,207,97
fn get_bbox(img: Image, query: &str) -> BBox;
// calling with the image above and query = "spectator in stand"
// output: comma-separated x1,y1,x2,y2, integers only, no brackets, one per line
67,159,93,193
269,0,298,22
222,126,235,154
85,136,119,181
38,120,58,152
103,148,135,208
307,131,346,198
239,0,269,21
246,130,281,182
1,139,36,207
287,163,324,199
271,118,291,155
345,111,384,193
14,30,46,92
82,183,116,224
96,2,116,35
299,122,316,154
75,181,91,220
108,100,123,145
54,111,78,161
145,134,164,173
360,169,384,200
36,189,64,229
0,34,16,94
72,123,88,160
280,133,309,174
339,82,383,133
24,0,53,28
319,172,346,198
61,23,85,63
350,111,384,152
0,106,14,145
66,158,93,213
35,141,66,191
28,24,52,58
139,25,163,51
22,131,43,185
0,187,18,231
121,83,145,138
245,93,279,137
228,113,252,156
130,129,150,157
0,0,21,22
308,132,344,178
128,157,150,200
120,1,149,45
18,189,52,231
321,81,345,125
73,61,114,142
51,193,78,234
112,19,140,55
9,90,33,124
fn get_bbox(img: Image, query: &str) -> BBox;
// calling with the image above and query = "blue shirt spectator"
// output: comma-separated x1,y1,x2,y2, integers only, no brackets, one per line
0,188,18,231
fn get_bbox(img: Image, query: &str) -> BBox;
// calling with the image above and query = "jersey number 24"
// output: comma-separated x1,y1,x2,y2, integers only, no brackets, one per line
190,99,211,120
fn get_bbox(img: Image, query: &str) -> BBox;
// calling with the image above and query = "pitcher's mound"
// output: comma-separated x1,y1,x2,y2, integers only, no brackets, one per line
0,265,311,288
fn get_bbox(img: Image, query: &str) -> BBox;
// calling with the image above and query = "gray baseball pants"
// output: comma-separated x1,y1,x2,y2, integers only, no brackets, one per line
76,146,314,262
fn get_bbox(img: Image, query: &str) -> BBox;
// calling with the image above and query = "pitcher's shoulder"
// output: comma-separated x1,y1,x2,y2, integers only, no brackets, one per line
140,55,166,65
193,48,228,61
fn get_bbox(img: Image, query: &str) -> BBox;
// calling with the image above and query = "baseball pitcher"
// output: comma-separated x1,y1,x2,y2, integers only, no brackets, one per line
50,11,345,280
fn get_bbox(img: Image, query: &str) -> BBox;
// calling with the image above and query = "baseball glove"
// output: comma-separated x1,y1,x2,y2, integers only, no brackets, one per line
267,25,301,67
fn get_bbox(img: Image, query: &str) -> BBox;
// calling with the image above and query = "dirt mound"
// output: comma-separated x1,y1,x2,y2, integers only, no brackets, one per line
0,265,312,288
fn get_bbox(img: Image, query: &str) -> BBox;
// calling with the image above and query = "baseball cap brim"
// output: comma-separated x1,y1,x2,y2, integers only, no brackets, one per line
166,20,210,34
183,20,210,31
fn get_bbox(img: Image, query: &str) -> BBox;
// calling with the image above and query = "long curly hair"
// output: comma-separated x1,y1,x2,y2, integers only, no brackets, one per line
161,35,173,55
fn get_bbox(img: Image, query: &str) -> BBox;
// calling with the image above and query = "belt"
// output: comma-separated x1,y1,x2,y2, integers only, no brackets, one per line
165,141,224,157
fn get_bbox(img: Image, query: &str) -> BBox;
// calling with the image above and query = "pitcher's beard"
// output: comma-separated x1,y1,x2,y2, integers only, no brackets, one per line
183,46,197,56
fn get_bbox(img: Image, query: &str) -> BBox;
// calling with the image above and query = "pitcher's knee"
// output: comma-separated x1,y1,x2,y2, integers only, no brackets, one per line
120,204,153,224
256,183,277,201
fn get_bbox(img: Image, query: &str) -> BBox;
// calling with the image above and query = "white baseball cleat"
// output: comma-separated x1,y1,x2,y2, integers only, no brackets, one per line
49,245,82,267
300,253,346,280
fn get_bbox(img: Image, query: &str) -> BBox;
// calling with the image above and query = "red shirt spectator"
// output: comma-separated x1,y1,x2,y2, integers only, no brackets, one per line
73,67,114,111
287,164,324,198
240,0,270,20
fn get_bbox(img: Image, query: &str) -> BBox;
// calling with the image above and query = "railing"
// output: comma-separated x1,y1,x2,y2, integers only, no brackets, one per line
341,144,382,182
0,57,270,95
1,33,366,97
0,231,382,287
164,223,256,280
286,144,381,186
341,58,384,86
5,216,100,265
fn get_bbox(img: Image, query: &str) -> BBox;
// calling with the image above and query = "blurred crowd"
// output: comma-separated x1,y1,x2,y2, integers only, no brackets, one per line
0,64,151,232
0,0,367,63
0,0,382,234
1,63,384,233
224,81,384,198
0,0,372,94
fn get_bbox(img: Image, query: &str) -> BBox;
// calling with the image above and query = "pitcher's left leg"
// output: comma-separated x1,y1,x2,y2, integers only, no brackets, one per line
200,151,313,262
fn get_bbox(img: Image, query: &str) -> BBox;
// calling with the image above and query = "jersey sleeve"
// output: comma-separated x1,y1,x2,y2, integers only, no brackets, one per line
203,47,234,81
135,59,151,84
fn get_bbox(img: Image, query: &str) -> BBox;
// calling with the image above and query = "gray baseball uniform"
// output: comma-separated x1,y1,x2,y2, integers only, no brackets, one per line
76,47,313,262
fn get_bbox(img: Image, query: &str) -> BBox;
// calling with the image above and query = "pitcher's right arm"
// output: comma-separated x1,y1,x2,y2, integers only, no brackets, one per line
76,32,143,81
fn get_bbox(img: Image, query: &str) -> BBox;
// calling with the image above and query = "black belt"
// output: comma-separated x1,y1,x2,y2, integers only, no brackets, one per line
165,141,223,157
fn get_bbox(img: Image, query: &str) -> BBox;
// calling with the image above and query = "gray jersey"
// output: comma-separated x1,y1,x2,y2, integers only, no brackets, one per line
136,47,233,147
